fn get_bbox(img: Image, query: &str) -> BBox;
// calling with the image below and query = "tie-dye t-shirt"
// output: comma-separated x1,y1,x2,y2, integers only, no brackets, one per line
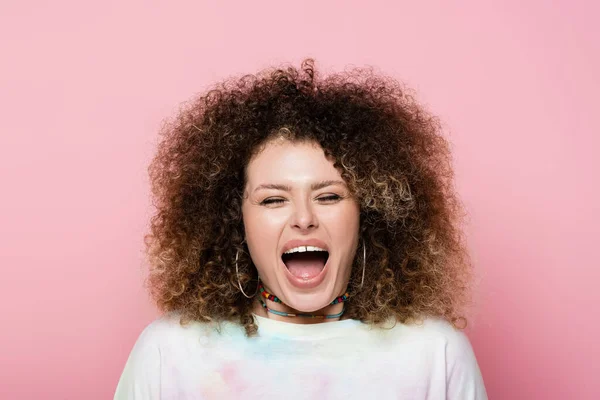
114,313,487,399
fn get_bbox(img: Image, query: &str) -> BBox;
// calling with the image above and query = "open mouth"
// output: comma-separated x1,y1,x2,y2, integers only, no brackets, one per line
281,250,329,280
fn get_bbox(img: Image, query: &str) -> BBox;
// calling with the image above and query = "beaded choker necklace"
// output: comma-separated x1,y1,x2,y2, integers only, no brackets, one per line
257,283,349,319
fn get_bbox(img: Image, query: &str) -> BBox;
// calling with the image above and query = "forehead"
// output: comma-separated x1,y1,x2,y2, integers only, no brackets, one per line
245,139,341,185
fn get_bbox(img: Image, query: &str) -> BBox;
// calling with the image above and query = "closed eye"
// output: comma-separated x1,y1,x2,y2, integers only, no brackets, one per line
260,198,286,205
318,194,341,202
260,194,342,206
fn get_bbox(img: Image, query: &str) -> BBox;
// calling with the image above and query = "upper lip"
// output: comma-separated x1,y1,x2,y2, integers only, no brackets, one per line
281,238,329,255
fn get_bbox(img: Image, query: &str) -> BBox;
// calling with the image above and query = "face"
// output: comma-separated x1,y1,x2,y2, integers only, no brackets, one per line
242,138,360,312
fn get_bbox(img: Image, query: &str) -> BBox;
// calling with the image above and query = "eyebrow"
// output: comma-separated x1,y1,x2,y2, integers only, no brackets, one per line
253,180,346,193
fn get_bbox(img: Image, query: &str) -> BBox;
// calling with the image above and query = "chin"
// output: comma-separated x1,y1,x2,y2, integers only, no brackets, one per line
284,294,333,312
279,279,338,312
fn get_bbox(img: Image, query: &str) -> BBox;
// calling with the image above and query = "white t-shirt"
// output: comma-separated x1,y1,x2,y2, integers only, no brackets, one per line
114,313,487,399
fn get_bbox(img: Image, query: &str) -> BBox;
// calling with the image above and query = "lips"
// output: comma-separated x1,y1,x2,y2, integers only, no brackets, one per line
280,238,329,255
280,238,330,289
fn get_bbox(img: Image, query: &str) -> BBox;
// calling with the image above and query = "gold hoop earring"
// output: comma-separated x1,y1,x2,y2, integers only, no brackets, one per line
235,248,259,298
359,240,366,290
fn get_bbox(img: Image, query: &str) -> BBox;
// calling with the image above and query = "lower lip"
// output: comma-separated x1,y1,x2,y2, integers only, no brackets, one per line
281,257,329,289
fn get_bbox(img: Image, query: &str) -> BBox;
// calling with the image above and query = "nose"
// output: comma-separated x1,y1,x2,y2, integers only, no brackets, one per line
290,199,318,232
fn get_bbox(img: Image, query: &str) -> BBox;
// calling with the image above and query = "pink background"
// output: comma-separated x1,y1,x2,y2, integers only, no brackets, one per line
1,1,598,399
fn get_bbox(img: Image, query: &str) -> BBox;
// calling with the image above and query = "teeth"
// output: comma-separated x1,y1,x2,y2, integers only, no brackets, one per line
284,245,327,254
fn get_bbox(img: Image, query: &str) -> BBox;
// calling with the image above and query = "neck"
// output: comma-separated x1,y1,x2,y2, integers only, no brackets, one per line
251,298,346,324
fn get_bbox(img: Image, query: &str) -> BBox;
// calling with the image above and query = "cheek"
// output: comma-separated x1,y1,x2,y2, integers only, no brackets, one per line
244,211,283,239
242,208,284,262
325,204,360,237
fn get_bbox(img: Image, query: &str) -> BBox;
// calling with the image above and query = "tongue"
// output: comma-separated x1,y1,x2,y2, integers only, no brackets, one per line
284,253,326,280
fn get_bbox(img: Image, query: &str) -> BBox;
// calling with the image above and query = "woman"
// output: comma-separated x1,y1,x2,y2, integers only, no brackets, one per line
115,59,487,399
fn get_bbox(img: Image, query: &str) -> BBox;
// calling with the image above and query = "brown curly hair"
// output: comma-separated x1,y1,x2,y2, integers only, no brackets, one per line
144,58,473,336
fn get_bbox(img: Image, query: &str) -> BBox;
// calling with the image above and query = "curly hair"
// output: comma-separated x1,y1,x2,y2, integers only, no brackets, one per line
144,58,473,336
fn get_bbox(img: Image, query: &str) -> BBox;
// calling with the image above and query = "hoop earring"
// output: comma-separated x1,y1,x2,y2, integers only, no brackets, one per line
235,248,259,298
359,239,366,290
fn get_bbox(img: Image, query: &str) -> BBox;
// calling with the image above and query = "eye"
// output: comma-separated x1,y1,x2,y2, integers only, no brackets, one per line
260,198,286,206
317,194,342,203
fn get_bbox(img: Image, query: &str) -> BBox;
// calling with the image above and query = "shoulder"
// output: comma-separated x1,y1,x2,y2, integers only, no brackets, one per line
376,316,470,347
410,317,479,363
119,313,189,358
412,317,472,349
114,317,184,399
132,313,200,345
386,317,479,363
389,317,487,399
114,313,243,399
131,312,244,350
